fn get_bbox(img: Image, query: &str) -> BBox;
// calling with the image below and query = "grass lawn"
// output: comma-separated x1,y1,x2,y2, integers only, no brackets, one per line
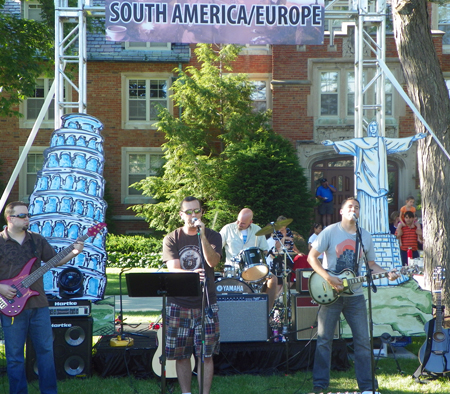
3,350,449,394
104,267,157,296
1,269,446,393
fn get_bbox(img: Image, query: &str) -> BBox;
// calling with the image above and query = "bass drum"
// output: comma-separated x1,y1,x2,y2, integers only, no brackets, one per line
215,277,253,294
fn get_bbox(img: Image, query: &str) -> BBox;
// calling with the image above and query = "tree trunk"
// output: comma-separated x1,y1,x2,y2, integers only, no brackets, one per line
392,0,450,308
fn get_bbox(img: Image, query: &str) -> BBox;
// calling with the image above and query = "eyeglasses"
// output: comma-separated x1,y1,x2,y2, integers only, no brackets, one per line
181,208,202,215
9,213,32,219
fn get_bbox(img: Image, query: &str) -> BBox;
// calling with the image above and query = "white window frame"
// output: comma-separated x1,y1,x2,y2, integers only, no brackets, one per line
121,147,165,204
436,4,450,54
312,63,399,125
19,77,71,129
18,146,46,202
23,1,43,22
121,73,173,130
125,42,171,51
249,75,272,112
319,70,340,118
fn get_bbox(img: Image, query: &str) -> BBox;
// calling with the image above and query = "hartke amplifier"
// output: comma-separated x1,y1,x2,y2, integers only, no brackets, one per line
217,294,268,342
48,299,91,317
26,316,93,380
295,269,313,294
292,294,339,341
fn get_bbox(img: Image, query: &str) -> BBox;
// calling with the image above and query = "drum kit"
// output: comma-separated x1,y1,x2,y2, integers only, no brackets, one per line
215,217,295,336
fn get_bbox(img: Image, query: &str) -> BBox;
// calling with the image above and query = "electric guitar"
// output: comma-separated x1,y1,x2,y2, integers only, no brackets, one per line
0,222,106,317
151,327,195,378
418,266,450,373
308,265,420,305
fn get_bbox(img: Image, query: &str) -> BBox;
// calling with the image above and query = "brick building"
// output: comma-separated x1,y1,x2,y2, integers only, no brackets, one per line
2,0,449,233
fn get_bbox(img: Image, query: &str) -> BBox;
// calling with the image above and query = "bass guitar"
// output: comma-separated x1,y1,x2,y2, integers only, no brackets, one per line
309,265,420,305
0,222,106,317
418,266,450,373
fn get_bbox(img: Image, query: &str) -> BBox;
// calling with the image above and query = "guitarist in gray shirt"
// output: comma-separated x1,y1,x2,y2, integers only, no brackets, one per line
0,201,84,394
307,197,398,393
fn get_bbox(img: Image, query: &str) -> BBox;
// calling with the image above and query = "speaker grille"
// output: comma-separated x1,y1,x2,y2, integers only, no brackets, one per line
292,294,340,341
26,316,93,380
217,294,268,342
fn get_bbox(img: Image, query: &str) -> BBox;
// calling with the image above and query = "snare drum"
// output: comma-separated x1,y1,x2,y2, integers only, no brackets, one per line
239,247,269,282
215,277,253,294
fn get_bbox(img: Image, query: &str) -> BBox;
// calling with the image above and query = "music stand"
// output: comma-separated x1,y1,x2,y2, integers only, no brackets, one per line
126,272,201,394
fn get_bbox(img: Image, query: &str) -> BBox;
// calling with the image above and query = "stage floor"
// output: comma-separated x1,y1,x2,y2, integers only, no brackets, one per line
92,331,350,378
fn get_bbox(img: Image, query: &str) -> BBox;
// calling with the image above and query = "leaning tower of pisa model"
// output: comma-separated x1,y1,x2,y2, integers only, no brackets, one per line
28,113,108,300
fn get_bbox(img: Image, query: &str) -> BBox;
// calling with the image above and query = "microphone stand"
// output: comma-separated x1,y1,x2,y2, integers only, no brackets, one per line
196,224,207,394
354,217,377,394
272,230,294,374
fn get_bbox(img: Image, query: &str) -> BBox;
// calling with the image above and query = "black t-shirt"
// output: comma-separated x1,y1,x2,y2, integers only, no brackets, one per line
162,227,222,309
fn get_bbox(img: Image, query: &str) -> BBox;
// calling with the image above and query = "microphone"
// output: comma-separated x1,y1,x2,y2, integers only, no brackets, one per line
352,214,358,222
191,217,201,230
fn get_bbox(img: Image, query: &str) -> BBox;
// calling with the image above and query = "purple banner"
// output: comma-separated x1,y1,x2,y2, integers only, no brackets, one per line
105,0,324,45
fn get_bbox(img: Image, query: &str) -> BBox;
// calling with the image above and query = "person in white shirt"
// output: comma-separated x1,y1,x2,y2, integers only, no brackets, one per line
220,208,278,310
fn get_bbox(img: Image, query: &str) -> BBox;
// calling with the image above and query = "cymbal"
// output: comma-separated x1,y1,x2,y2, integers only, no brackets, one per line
255,223,275,236
274,218,293,229
255,218,293,236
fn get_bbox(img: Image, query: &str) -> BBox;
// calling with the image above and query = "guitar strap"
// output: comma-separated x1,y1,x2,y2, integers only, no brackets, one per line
353,235,360,274
413,318,436,382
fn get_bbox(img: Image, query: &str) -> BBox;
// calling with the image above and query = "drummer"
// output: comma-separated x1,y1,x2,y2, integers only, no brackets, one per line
273,215,300,255
220,208,278,311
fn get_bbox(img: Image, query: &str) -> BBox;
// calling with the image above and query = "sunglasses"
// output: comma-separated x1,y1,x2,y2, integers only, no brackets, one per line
181,208,202,215
9,213,32,219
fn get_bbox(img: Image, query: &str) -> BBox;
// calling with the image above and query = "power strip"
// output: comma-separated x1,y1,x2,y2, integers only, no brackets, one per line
109,336,134,347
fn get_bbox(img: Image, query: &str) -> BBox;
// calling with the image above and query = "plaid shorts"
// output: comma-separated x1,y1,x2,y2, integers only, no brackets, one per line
165,303,220,360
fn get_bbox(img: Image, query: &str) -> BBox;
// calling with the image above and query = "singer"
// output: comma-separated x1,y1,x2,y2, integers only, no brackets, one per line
307,197,398,393
162,196,222,394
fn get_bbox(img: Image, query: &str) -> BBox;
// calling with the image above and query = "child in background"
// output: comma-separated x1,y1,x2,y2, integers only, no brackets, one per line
308,223,323,260
400,196,416,224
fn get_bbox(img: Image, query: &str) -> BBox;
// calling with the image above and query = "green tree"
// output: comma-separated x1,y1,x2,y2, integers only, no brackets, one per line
0,0,54,117
392,0,450,306
221,130,315,237
130,44,315,237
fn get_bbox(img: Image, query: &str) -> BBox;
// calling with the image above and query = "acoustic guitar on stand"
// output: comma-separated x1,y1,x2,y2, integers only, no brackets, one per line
418,266,450,373
152,327,195,378
0,222,106,317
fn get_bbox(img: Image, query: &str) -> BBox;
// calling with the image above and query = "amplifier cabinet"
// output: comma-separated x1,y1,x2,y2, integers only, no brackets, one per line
292,294,339,341
217,294,268,342
26,316,93,380
295,269,313,294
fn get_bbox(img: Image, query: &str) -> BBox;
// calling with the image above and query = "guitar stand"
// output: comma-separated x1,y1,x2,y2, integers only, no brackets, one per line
374,333,404,375
125,272,201,394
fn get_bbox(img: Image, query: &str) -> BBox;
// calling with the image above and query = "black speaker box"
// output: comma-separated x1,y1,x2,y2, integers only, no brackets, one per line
26,316,93,380
292,294,339,341
217,294,268,342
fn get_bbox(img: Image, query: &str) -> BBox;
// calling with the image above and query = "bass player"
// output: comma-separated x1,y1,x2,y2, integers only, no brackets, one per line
307,197,398,393
0,201,84,394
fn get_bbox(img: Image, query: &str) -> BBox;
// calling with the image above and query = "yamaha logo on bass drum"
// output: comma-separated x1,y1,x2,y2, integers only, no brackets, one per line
215,278,253,294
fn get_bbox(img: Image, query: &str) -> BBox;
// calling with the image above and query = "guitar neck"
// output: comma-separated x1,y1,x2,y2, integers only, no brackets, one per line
435,290,444,333
21,233,89,289
347,271,389,286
